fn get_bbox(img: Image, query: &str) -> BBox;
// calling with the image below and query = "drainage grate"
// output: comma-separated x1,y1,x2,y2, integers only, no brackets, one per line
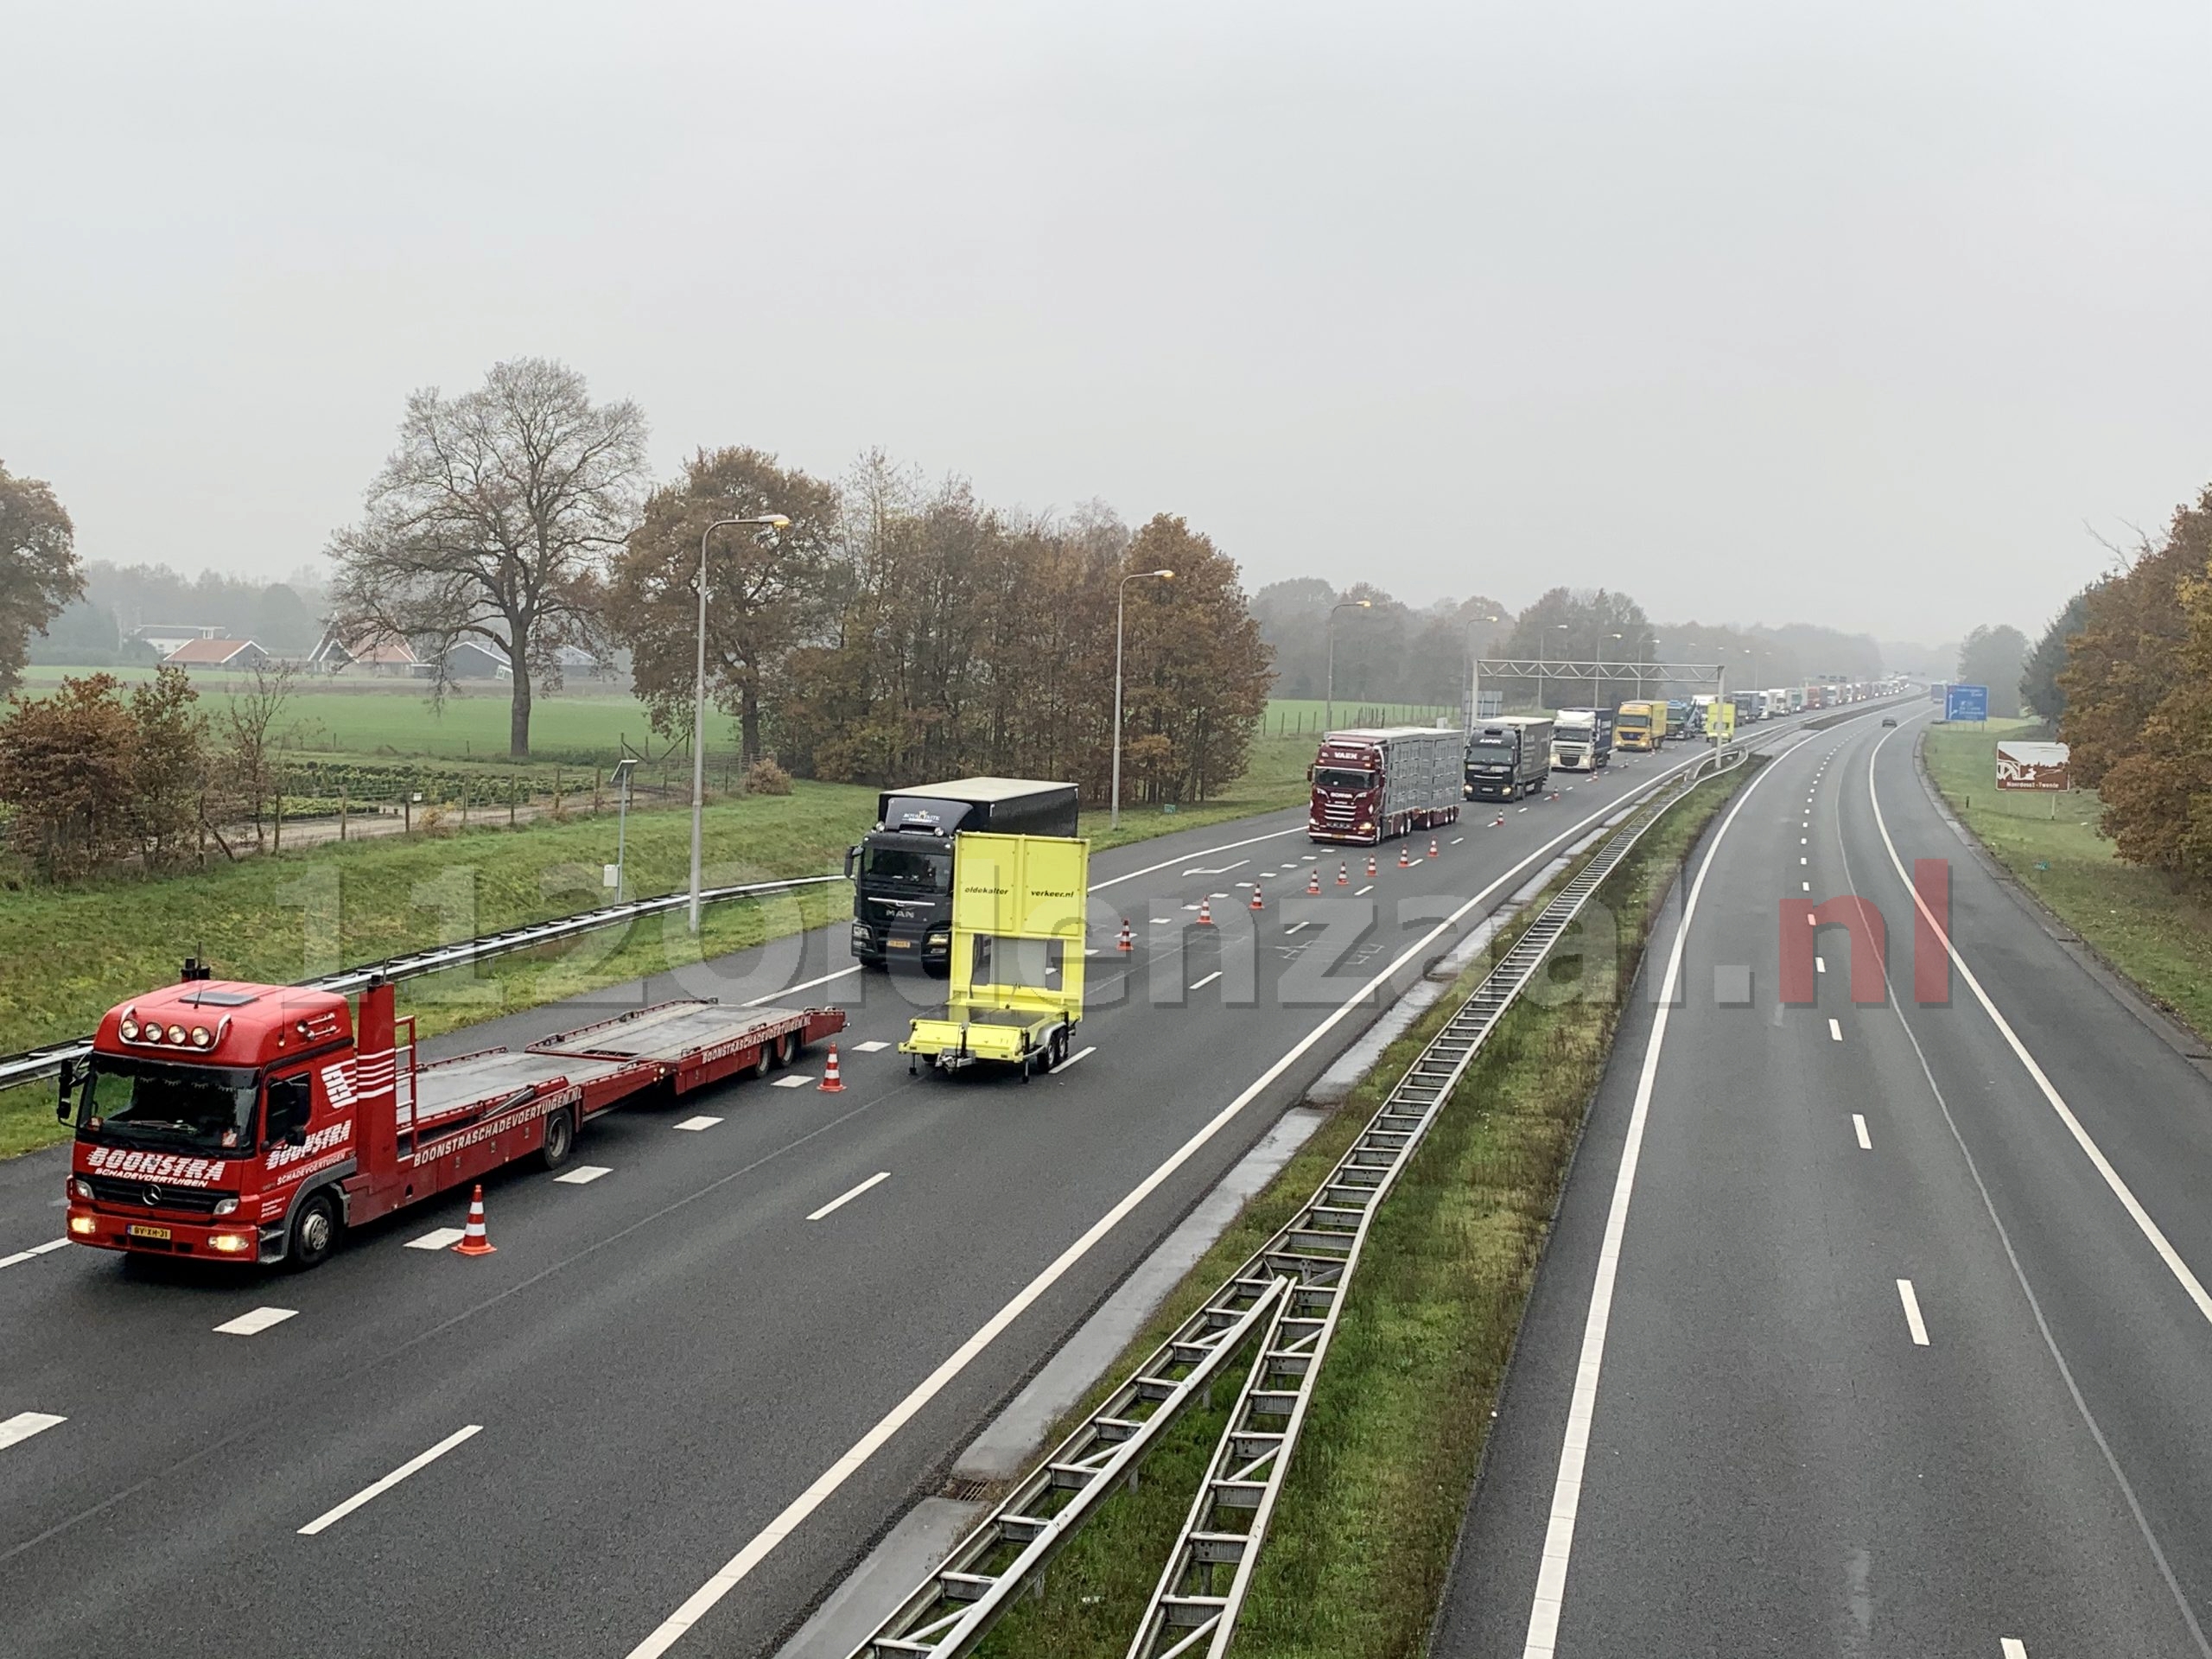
939,1478,993,1503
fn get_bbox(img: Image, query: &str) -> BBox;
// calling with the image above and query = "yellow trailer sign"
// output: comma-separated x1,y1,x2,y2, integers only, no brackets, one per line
903,831,1090,1077
1707,699,1736,741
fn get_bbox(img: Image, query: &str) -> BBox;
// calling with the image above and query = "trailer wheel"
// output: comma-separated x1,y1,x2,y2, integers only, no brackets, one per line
779,1032,800,1066
754,1041,778,1079
287,1192,339,1271
541,1108,575,1171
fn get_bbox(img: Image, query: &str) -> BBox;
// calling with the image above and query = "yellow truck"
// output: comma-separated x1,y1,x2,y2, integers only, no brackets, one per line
1615,699,1668,752
900,830,1090,1080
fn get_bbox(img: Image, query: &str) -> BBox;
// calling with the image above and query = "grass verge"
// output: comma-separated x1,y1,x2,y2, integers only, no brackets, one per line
1921,721,2212,1039
969,762,1748,1659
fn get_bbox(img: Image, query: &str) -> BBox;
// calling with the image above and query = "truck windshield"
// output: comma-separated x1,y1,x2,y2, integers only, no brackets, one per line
862,845,953,890
77,1058,259,1154
1467,739,1516,760
1313,767,1376,790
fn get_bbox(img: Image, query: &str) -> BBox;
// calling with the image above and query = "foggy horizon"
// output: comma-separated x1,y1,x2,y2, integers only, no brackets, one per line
8,0,2209,648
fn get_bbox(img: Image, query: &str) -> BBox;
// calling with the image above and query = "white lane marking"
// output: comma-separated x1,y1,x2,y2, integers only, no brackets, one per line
1517,726,1792,1659
853,1040,890,1053
630,753,1727,1659
1181,859,1250,879
674,1116,724,1131
1853,1114,1872,1149
1866,726,2212,1334
1802,836,1808,844
2002,1641,2028,1658
1150,917,1173,925
1,1240,70,1270
1451,836,1465,844
1051,1045,1096,1073
555,1166,612,1185
1802,881,1810,892
1817,957,1827,973
1355,884,1375,896
297,1424,483,1535
1517,806,1529,812
1897,1278,1930,1345
1829,1019,1842,1042
1211,892,1230,899
807,1172,890,1222
1187,971,1224,991
740,967,857,1008
0,1412,66,1452
1800,856,1807,865
404,1227,467,1251
214,1306,298,1337
1284,920,1313,934
770,1075,814,1090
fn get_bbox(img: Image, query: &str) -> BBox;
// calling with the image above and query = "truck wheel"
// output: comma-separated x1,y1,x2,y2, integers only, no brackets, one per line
287,1192,338,1271
754,1041,777,1078
779,1032,800,1066
1049,1028,1070,1069
541,1108,575,1171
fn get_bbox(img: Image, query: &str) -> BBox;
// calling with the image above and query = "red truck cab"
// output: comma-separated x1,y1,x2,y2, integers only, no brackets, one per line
61,959,847,1269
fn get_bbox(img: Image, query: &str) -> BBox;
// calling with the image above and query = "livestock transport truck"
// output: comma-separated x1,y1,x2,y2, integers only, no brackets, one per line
849,777,1080,970
57,960,846,1268
1306,726,1464,844
1464,716,1552,802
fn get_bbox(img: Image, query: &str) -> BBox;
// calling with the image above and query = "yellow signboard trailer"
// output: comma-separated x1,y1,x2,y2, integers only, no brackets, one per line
901,831,1090,1080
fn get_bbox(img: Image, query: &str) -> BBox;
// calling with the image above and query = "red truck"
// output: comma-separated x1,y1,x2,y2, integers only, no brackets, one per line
58,961,846,1269
1307,726,1464,845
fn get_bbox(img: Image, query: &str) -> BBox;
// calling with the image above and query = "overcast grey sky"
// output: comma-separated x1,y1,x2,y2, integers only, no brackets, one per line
6,0,2207,645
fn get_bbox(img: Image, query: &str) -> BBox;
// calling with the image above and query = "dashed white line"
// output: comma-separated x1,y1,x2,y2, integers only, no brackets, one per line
674,1116,724,1131
1284,920,1313,934
807,1172,890,1222
0,1239,69,1270
1828,1019,1843,1041
853,1040,890,1053
404,1227,467,1250
1051,1045,1096,1072
297,1424,483,1535
1355,883,1375,896
2002,1641,2027,1659
555,1165,613,1185
1816,957,1827,974
1897,1278,1930,1345
1802,881,1810,892
0,1411,66,1452
1450,836,1465,844
214,1306,297,1336
1150,916,1173,925
1188,971,1224,991
770,1075,814,1090
1853,1115,1872,1149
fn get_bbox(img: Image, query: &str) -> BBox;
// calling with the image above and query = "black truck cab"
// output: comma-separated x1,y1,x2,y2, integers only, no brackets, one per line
847,777,1079,969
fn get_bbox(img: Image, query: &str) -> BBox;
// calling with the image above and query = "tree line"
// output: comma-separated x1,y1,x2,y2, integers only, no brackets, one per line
325,358,1271,794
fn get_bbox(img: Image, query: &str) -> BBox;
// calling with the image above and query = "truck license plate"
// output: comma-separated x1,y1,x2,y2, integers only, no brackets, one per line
888,939,912,950
127,1224,172,1241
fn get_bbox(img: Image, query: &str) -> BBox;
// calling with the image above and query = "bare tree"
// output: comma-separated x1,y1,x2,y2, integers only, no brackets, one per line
327,358,649,757
211,658,300,849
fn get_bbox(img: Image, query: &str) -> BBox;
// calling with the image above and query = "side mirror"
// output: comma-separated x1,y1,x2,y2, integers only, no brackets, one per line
843,846,859,880
56,1058,76,1124
1305,766,1315,784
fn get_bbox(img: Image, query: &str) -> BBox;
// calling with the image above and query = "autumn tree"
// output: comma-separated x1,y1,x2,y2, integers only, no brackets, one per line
1956,625,2031,718
129,665,208,868
327,358,649,757
0,675,141,879
1502,588,1657,710
2020,585,2095,722
0,461,83,695
607,448,836,764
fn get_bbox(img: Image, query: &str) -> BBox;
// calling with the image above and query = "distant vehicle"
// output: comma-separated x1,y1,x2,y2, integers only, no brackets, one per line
1787,687,1806,714
1764,688,1790,719
1731,690,1762,724
1690,694,1719,734
1881,716,1897,728
1615,700,1668,753
1666,698,1694,738
1465,716,1553,802
849,778,1080,969
1307,727,1463,844
1552,708,1614,772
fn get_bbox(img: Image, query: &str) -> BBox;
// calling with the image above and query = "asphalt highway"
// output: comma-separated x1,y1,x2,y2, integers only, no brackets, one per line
0,714,1847,1659
1434,704,2212,1657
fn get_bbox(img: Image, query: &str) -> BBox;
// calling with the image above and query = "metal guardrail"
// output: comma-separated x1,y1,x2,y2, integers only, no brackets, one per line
0,873,846,1096
845,742,1744,1659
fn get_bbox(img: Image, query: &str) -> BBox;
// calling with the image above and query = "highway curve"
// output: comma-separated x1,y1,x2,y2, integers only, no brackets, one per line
0,720,1830,1659
1434,704,2212,1657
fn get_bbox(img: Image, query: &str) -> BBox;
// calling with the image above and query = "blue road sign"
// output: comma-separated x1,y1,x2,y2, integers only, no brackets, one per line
1946,683,1989,722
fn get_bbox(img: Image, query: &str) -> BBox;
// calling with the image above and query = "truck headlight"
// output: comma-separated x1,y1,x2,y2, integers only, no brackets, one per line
213,1197,239,1217
68,1177,93,1201
68,1215,97,1236
208,1233,253,1255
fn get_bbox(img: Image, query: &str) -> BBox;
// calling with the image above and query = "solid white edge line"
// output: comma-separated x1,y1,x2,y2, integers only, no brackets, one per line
807,1172,891,1223
1853,1114,1872,1150
1519,728,1789,1658
1187,971,1224,991
1897,1278,1931,1345
626,743,1728,1659
0,1411,66,1452
297,1424,482,1535
1865,727,2212,1330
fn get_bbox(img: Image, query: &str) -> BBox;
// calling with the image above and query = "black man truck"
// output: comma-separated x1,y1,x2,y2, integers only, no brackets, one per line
849,778,1080,969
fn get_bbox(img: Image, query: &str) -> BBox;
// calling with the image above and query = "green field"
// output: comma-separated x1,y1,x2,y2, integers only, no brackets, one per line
1922,720,2212,1039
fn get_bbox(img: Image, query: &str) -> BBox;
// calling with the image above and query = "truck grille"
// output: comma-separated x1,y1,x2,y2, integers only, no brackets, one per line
84,1174,229,1215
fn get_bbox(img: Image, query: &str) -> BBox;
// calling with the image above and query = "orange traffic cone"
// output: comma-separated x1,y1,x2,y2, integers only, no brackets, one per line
1249,886,1264,912
1306,867,1320,895
1398,845,1411,868
454,1185,495,1256
1492,813,1506,827
1366,854,1377,879
1197,897,1214,925
1337,861,1349,886
1428,837,1440,859
818,1045,844,1092
1117,918,1134,952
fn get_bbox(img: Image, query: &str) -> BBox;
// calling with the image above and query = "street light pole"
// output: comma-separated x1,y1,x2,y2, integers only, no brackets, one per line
1326,599,1372,732
1110,567,1175,831
690,512,791,934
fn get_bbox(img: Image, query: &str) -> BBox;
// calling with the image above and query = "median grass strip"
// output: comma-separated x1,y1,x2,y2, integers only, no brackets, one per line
1921,721,2212,1039
972,763,1745,1659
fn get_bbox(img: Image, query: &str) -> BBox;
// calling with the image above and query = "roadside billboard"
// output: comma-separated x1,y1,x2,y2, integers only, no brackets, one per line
1996,741,2070,791
1944,683,1989,722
